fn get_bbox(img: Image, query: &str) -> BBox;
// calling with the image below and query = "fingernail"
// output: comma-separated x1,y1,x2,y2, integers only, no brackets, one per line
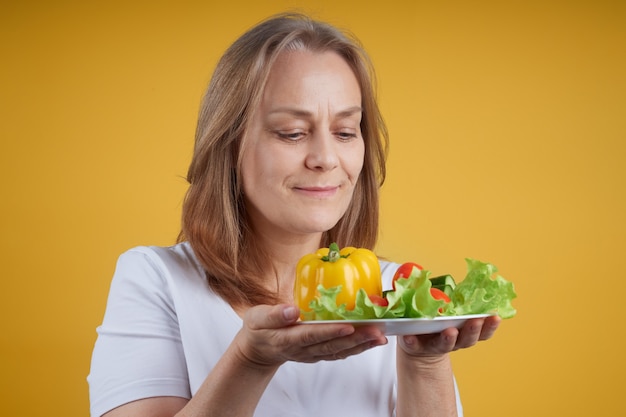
338,326,354,336
371,337,388,347
283,306,300,321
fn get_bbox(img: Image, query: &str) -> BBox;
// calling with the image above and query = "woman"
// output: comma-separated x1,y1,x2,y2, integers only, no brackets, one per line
88,13,500,417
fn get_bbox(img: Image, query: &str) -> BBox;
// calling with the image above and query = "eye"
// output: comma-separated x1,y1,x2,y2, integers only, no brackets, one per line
276,130,306,141
336,130,359,141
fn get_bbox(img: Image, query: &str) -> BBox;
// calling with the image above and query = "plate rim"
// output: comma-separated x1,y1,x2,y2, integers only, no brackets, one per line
296,313,493,325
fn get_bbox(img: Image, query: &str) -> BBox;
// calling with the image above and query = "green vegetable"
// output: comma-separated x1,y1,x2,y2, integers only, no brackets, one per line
429,274,456,297
301,258,517,321
446,259,517,319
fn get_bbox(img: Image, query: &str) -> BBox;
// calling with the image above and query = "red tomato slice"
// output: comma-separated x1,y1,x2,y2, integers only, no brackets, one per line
368,294,389,306
429,287,451,303
430,287,451,313
392,262,424,289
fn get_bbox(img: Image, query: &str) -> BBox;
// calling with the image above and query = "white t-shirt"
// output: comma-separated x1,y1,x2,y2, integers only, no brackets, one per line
88,242,463,416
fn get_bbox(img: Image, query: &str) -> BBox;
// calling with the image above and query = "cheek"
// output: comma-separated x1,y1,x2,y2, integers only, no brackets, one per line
241,141,268,174
240,151,263,196
241,147,289,191
347,143,366,180
239,153,254,188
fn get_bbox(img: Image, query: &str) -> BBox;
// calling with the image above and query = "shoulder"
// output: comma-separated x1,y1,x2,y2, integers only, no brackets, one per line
118,241,201,270
115,242,203,281
109,242,207,303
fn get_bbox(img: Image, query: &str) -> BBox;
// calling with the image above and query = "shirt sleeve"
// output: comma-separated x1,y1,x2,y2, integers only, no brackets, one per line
88,247,191,417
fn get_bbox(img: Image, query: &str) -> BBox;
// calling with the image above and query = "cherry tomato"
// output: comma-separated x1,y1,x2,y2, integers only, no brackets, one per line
392,262,423,290
368,294,389,306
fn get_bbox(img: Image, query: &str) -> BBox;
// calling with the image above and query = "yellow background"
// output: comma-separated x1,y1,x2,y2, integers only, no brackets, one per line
1,0,624,416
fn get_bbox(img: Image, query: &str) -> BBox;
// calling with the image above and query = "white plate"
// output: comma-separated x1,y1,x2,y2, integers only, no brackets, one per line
298,314,492,335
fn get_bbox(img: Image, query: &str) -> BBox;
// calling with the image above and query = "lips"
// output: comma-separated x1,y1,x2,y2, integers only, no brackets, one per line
294,185,340,198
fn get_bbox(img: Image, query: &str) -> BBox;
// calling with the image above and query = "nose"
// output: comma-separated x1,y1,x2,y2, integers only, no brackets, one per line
304,131,340,171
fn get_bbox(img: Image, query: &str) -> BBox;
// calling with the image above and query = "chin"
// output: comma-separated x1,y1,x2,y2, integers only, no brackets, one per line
298,217,342,235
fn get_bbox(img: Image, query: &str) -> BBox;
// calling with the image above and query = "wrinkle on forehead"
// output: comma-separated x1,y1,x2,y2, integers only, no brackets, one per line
261,50,362,120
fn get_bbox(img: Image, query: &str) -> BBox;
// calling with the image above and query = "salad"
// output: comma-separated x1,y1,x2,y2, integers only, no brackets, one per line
300,258,517,321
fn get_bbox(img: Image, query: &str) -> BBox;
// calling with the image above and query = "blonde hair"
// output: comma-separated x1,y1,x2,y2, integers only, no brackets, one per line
180,13,388,307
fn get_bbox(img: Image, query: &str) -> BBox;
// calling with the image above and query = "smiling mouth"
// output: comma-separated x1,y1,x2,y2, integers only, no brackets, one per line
294,185,339,198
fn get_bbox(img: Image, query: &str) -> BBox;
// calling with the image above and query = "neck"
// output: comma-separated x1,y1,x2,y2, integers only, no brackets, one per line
255,232,324,302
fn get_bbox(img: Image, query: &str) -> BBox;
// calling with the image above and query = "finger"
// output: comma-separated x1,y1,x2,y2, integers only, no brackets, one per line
296,325,386,361
314,336,388,362
429,327,459,353
479,315,501,340
400,327,458,355
245,304,301,330
439,327,460,352
454,318,485,349
294,322,356,348
299,324,385,348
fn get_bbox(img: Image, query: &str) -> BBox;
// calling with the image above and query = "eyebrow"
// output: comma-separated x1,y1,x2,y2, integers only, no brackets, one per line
268,105,363,118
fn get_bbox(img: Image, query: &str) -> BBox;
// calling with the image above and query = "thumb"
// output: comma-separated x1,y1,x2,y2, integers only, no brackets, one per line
245,304,300,330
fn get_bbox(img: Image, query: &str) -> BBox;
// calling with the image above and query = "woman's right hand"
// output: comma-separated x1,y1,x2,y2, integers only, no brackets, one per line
232,304,388,369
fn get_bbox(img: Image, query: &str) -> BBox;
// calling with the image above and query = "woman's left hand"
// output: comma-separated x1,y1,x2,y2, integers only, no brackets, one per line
397,315,501,358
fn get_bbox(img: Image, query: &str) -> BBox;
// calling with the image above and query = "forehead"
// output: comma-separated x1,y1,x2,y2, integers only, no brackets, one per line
261,49,362,105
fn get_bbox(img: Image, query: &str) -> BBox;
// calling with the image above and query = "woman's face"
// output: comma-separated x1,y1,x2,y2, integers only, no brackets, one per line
241,49,365,241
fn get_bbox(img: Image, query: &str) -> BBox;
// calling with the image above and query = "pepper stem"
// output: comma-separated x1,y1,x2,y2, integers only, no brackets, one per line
328,242,341,263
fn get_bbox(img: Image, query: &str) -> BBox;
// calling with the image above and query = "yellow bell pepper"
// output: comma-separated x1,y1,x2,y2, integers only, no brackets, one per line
294,242,382,312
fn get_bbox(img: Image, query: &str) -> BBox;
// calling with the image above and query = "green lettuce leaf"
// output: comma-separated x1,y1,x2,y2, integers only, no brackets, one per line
383,268,446,318
302,285,392,320
447,258,517,318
